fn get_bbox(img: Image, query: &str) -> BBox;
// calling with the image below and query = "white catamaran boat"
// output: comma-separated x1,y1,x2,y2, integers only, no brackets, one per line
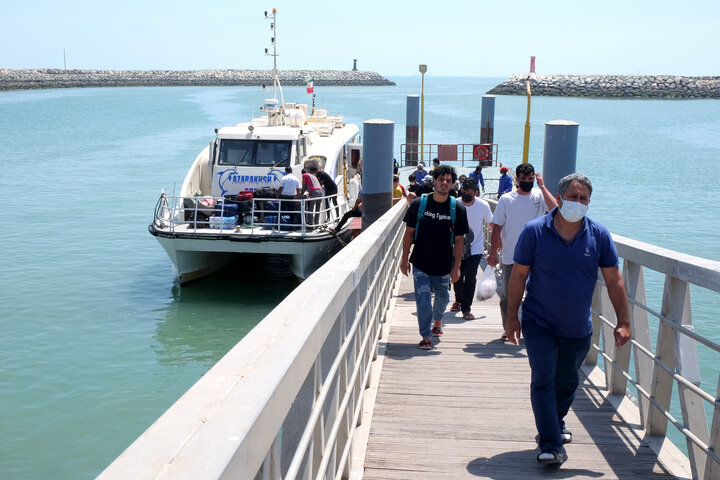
149,9,362,284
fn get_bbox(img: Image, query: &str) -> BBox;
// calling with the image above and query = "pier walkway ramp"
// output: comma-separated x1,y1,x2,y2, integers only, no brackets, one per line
98,201,720,480
361,272,684,479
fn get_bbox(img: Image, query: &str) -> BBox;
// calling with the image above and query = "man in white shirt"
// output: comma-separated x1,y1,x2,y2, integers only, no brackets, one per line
278,166,301,227
450,178,493,319
487,163,557,340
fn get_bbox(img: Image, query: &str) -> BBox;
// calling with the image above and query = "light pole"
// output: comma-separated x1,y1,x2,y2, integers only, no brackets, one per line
419,64,427,164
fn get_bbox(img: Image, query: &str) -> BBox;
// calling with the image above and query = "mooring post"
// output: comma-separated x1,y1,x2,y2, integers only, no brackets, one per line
362,119,395,230
480,95,495,163
405,95,419,166
542,120,579,196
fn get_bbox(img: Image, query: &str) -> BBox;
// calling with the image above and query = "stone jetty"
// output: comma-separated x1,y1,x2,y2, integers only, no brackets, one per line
0,69,395,91
488,74,720,99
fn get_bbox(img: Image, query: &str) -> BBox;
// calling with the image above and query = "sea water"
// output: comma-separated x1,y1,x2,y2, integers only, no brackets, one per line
0,77,718,479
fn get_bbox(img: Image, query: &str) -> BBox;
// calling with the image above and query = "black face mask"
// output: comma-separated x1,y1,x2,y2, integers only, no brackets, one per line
461,194,474,203
519,181,534,192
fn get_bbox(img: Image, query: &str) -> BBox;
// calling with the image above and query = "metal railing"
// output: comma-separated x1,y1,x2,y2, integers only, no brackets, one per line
399,142,498,168
99,200,409,480
587,234,720,480
153,192,349,235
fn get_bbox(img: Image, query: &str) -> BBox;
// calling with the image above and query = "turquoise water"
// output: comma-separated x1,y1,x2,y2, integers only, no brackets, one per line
0,78,718,479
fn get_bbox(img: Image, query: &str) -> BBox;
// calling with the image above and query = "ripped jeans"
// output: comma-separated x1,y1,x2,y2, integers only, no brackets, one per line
412,266,451,338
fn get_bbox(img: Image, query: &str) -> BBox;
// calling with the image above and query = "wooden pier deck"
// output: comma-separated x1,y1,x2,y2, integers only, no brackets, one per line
361,272,683,479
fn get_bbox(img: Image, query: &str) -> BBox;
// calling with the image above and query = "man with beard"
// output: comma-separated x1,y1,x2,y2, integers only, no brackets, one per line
450,179,492,320
487,163,557,340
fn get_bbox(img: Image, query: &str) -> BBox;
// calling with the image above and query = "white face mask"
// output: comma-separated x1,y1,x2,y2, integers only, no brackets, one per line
559,200,588,223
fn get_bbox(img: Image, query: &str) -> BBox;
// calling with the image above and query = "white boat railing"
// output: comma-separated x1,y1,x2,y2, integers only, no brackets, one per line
152,192,349,234
99,200,408,480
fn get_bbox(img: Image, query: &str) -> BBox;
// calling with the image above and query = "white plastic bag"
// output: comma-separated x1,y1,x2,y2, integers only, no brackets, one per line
475,265,497,301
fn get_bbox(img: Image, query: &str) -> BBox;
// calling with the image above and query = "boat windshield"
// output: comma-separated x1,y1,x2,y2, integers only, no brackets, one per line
218,140,292,167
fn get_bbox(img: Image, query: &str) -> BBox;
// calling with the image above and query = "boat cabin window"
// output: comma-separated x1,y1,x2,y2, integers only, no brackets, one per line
218,140,292,167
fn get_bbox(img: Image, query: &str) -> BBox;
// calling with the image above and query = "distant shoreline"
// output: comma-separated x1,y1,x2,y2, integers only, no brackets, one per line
0,69,396,91
488,74,720,99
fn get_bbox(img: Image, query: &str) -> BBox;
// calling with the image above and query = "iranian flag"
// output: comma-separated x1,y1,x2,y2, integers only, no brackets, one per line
306,80,314,94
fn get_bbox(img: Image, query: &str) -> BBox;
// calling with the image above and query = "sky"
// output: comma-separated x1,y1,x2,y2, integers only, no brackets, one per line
1,0,718,77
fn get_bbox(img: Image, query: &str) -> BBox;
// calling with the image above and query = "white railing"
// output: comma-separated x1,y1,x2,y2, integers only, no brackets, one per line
98,200,408,480
153,192,348,234
587,234,720,480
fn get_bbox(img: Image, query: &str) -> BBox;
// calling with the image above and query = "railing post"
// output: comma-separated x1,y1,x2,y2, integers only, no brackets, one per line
585,282,602,366
646,275,681,437
624,260,654,425
669,277,710,478
405,95,419,166
705,375,720,480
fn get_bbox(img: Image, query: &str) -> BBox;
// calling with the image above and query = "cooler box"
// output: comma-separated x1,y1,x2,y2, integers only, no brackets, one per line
209,215,238,229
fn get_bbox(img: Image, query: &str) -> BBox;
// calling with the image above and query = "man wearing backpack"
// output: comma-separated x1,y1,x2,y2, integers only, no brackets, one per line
400,165,469,350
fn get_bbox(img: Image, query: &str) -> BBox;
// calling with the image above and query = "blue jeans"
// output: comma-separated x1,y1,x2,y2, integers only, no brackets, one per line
412,266,450,338
522,318,592,453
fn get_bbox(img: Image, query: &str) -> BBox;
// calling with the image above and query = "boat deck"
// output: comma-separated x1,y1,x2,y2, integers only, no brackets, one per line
361,272,682,479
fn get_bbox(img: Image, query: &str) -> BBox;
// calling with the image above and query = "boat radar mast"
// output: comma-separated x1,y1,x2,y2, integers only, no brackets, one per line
264,8,284,106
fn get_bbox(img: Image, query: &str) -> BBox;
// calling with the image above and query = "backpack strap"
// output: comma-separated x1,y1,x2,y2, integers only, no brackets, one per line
414,193,430,241
449,196,457,247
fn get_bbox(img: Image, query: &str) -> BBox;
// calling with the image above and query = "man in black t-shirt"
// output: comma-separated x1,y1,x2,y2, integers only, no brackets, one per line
401,165,469,350
315,169,339,220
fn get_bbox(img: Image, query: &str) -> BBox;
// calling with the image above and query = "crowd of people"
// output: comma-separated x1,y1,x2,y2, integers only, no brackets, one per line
279,156,633,467
398,159,630,467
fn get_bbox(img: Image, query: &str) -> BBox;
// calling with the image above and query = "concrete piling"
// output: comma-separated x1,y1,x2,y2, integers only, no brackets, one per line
405,95,419,166
542,120,579,196
362,119,395,230
480,95,495,163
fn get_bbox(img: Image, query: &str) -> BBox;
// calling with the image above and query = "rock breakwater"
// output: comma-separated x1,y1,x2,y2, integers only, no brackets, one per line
0,69,395,91
488,74,720,99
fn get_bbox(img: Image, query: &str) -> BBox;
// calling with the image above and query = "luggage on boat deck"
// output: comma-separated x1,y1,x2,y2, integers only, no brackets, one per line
209,215,238,229
214,202,239,217
184,196,212,228
223,195,254,216
263,214,291,231
253,186,278,199
236,190,254,201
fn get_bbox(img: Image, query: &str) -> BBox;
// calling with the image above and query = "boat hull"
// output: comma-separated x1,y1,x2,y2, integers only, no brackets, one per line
149,225,351,283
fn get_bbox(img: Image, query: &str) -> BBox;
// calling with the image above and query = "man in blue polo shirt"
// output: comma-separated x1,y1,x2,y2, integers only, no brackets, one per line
505,173,631,465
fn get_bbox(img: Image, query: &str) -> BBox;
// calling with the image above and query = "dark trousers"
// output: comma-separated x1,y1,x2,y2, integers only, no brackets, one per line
325,192,339,220
278,195,300,227
452,254,482,313
522,319,592,453
335,207,361,231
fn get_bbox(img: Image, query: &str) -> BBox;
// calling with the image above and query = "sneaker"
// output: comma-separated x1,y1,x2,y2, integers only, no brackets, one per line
450,302,461,312
418,338,433,350
561,428,572,444
501,333,508,342
432,326,443,337
537,450,567,465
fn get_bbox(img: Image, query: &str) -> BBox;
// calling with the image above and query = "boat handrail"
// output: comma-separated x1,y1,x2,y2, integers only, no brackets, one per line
152,192,350,234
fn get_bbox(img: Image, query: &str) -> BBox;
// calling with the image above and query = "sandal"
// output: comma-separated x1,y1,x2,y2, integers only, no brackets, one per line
418,338,433,350
501,333,508,342
463,312,475,320
432,326,443,337
450,302,461,312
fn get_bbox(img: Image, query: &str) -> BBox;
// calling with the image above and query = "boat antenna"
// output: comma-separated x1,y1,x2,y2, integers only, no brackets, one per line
264,9,284,107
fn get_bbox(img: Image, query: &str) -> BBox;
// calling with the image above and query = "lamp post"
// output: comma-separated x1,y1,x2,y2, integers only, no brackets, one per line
418,64,427,164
